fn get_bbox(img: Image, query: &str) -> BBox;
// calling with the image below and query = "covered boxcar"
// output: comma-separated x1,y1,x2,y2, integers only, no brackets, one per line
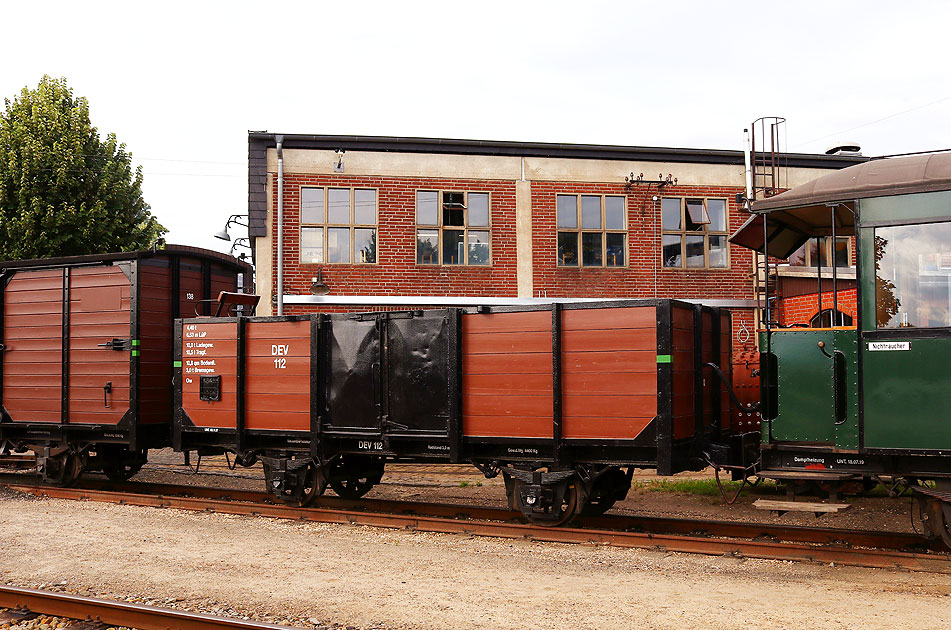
174,299,750,524
0,246,252,484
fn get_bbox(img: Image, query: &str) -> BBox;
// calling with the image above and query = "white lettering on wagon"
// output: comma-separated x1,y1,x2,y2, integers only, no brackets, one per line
272,344,289,369
184,358,217,375
868,341,910,351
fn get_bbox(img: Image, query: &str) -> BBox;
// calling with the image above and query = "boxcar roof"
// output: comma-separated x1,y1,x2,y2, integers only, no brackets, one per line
731,152,951,257
0,244,251,271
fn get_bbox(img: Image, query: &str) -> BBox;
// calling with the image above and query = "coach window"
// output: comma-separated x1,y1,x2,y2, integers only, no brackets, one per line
661,197,728,269
556,194,627,267
300,187,378,264
416,191,491,265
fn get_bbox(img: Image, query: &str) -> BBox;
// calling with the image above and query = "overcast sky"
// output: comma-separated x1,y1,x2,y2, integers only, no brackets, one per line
2,1,950,256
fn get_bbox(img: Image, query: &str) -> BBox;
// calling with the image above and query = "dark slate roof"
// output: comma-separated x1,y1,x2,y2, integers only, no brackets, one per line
247,132,867,238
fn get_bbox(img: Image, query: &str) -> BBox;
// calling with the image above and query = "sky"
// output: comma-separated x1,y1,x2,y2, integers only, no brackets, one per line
2,1,950,257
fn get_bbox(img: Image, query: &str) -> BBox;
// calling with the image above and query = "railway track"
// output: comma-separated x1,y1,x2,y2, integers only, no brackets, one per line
0,585,304,629
6,479,949,574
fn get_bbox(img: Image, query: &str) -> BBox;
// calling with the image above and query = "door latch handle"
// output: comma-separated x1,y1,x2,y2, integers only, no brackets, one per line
103,381,112,408
97,338,129,351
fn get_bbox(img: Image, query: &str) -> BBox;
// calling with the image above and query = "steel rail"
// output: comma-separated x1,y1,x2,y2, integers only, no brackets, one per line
9,484,951,574
66,479,938,552
0,585,303,630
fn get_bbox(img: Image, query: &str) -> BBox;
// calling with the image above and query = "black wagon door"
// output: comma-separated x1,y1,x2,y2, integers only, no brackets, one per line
385,310,451,436
325,315,382,432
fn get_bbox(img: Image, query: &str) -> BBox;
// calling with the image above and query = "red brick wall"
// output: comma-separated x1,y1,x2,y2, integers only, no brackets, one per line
778,289,857,326
529,182,754,300
271,173,519,305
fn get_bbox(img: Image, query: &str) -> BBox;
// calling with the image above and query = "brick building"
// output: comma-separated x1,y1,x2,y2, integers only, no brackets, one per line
245,133,863,356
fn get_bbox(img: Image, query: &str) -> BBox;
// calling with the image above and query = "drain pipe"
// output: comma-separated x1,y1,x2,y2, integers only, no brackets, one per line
276,135,284,316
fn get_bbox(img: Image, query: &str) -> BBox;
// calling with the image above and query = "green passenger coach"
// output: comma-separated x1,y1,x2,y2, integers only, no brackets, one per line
731,152,951,543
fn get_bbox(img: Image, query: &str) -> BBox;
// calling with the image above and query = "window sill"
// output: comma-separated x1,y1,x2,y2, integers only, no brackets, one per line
777,266,856,279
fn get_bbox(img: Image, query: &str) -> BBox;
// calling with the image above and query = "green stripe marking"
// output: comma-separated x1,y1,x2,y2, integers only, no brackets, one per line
131,339,140,346
173,360,182,368
656,354,672,364
131,350,140,357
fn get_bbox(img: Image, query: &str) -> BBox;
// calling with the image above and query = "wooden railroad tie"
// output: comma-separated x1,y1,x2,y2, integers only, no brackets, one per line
753,499,851,518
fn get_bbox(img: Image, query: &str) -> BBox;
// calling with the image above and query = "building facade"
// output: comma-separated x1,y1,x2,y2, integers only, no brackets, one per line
246,134,864,357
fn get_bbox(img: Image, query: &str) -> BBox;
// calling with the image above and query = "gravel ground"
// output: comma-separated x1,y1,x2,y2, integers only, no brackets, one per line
2,451,949,629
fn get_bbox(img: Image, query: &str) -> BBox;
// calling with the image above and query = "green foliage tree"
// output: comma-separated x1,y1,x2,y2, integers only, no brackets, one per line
0,76,165,260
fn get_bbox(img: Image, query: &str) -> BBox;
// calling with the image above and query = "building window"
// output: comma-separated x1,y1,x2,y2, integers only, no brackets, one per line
787,237,852,268
661,197,728,269
556,194,627,267
416,191,490,265
300,187,377,264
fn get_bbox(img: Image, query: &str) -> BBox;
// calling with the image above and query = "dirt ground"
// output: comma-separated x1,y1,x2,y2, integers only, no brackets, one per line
2,452,949,629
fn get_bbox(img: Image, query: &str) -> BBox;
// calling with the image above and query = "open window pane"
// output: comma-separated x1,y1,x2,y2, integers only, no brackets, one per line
605,197,625,230
417,191,438,225
417,229,439,264
707,199,726,231
468,193,489,227
662,234,682,267
662,198,681,230
327,188,350,223
606,233,625,267
354,189,376,224
558,232,578,266
709,235,727,268
557,195,578,228
468,230,490,265
301,187,324,224
581,196,601,229
301,227,323,263
327,227,350,263
354,228,376,264
685,235,705,268
443,192,465,226
685,199,709,231
582,233,603,267
442,229,464,265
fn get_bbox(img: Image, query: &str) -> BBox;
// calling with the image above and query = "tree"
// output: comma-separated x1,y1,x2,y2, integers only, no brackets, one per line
0,76,165,260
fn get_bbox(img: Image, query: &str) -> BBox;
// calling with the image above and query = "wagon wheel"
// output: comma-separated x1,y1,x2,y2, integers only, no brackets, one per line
329,469,383,499
580,467,630,516
103,460,144,482
515,479,581,527
46,452,84,487
285,462,326,507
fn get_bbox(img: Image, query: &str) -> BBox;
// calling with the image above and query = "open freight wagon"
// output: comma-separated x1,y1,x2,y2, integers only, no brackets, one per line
175,299,747,524
0,246,252,484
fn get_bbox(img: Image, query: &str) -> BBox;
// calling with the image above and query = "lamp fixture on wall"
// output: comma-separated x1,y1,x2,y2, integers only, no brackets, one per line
334,149,346,173
310,269,331,296
214,214,249,241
